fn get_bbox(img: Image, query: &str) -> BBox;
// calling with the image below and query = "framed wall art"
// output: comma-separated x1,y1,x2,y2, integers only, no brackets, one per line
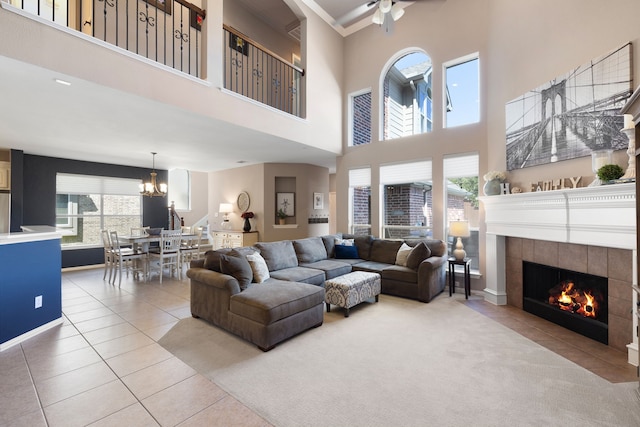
276,192,295,217
144,0,171,15
505,43,632,170
313,192,323,210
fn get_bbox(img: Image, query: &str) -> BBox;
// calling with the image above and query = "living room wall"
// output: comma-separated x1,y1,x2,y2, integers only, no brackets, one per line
337,0,640,292
208,162,329,242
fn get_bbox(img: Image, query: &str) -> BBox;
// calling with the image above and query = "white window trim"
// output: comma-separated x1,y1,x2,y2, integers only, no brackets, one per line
379,47,430,142
442,52,480,129
347,88,373,147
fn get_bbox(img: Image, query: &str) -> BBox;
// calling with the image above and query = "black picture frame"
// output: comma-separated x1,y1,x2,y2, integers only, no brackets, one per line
190,9,206,31
229,34,249,56
144,0,171,15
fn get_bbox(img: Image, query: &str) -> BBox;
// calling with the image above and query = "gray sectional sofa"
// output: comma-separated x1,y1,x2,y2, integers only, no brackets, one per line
187,233,447,350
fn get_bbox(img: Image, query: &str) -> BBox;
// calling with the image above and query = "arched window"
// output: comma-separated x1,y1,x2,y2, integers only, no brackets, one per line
382,51,432,140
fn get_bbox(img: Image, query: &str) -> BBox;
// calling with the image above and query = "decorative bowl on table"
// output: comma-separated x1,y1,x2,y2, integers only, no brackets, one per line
147,228,162,236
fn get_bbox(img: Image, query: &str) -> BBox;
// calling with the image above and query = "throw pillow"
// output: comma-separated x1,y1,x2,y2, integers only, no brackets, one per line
246,252,270,283
203,249,232,272
334,238,355,246
395,242,413,266
406,242,432,270
335,244,359,259
219,254,253,291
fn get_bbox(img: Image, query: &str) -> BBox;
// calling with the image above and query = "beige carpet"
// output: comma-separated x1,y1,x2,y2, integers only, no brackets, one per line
159,294,640,427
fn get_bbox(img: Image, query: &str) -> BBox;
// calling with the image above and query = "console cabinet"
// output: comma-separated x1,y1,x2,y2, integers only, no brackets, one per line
213,231,258,249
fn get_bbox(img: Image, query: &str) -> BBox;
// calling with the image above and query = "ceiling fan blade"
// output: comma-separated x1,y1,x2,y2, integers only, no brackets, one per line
334,2,378,27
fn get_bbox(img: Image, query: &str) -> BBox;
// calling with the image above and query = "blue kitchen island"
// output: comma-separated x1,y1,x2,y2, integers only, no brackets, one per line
0,227,62,350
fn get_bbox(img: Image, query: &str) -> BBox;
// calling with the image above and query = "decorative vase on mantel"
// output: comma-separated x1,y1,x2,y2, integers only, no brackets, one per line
483,179,502,196
243,218,251,232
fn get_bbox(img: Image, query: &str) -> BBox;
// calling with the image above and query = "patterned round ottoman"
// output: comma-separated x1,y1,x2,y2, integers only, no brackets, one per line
324,271,381,317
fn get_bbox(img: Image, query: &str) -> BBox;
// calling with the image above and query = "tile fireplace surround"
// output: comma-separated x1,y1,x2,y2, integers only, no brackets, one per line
481,183,638,365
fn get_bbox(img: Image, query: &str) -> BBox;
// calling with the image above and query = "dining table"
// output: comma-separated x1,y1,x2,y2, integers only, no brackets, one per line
117,232,198,280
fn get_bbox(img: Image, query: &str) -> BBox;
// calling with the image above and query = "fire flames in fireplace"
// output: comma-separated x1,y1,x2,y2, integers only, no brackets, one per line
548,280,601,319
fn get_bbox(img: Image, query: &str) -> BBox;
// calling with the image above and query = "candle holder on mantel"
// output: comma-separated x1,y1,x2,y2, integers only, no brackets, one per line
588,149,613,187
621,114,636,179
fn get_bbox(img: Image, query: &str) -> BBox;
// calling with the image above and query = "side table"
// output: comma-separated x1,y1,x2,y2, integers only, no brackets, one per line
448,257,471,299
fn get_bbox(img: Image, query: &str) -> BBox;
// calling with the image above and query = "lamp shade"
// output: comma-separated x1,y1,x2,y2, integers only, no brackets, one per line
219,203,233,214
449,220,470,238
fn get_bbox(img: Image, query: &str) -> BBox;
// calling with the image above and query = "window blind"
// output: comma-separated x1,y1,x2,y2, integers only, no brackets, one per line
443,153,479,178
57,173,141,196
380,160,432,184
349,168,371,187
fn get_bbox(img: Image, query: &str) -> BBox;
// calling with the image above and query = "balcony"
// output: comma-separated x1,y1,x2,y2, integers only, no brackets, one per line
2,0,304,117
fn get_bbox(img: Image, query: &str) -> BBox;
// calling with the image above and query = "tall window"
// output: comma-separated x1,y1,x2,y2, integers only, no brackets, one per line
349,90,372,146
444,55,479,128
348,168,371,235
383,52,432,140
56,174,142,248
444,154,479,270
380,160,432,239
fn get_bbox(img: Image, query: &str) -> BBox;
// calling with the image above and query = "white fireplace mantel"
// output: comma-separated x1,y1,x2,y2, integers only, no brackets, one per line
480,182,637,364
481,182,635,249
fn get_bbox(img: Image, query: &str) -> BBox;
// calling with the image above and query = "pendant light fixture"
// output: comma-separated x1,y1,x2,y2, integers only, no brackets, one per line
139,152,168,197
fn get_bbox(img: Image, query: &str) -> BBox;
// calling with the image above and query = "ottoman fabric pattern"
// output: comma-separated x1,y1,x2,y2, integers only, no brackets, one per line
325,271,381,316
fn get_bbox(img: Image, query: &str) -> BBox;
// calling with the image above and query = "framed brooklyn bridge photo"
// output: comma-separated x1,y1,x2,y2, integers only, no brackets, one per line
505,43,632,170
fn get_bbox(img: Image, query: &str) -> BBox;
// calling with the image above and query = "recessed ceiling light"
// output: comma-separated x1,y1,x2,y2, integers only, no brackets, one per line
54,79,71,86
237,160,247,164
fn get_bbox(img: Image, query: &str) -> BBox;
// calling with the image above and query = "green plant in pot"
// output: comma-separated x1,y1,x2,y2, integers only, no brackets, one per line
276,208,287,224
597,164,624,183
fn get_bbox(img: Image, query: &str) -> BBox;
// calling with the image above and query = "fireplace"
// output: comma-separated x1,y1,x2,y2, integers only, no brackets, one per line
482,183,637,363
523,261,608,344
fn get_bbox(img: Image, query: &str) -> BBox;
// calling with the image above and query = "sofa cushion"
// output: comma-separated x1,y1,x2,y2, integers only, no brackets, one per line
321,233,342,258
219,254,253,290
256,241,299,271
300,259,352,280
354,235,374,260
335,244,359,259
293,237,328,264
352,261,393,274
230,281,324,325
395,243,413,266
269,267,326,286
406,238,446,258
381,265,418,283
203,248,232,272
370,239,403,264
246,252,270,283
406,242,432,270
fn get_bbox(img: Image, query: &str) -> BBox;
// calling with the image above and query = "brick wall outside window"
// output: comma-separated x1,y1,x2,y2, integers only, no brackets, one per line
352,92,371,146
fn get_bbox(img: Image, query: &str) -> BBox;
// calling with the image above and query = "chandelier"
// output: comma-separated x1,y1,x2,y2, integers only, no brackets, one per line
139,152,167,197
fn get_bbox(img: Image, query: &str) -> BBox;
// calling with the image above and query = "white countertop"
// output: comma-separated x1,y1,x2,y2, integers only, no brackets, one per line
0,225,67,245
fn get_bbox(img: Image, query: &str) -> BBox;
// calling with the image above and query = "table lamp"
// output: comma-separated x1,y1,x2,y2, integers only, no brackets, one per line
219,203,233,229
450,220,470,261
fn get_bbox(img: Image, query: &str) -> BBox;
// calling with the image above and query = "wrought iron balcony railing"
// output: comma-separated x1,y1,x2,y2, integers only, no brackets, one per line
224,25,304,118
5,0,205,77
5,1,306,115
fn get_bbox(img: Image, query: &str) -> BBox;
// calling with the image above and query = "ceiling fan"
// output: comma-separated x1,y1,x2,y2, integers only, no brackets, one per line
336,0,432,33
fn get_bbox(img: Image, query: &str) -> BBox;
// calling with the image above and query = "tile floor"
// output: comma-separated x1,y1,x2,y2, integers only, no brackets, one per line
0,267,272,427
462,297,639,383
1,268,637,426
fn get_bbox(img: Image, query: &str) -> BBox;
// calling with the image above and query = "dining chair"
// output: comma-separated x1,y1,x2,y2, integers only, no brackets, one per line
148,229,182,283
101,229,114,282
180,227,203,271
109,230,147,287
